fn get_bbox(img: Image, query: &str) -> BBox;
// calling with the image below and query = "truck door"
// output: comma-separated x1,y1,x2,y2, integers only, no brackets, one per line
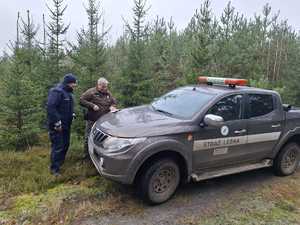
245,93,283,160
193,94,248,170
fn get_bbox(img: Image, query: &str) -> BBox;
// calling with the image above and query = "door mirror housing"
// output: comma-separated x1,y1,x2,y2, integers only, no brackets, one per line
203,114,224,127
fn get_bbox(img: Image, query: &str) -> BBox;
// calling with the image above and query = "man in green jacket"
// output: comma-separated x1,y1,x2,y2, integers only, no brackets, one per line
80,77,117,158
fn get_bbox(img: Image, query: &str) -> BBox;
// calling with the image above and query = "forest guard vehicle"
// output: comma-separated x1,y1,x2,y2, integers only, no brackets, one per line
88,76,300,204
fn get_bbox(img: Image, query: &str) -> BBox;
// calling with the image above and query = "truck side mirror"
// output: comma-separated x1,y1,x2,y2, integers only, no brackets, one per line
203,114,224,127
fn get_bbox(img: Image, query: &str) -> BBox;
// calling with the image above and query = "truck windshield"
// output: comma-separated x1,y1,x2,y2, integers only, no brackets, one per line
151,88,215,119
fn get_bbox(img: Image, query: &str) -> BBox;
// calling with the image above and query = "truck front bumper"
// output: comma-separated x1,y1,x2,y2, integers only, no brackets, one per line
88,136,133,184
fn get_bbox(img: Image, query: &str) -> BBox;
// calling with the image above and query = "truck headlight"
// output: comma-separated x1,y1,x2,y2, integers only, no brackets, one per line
102,137,146,153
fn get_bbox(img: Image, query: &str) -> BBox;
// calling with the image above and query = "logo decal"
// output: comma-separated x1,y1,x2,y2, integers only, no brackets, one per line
221,126,229,136
213,147,228,155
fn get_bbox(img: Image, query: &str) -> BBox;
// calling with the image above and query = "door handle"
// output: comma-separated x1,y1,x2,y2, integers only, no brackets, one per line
271,124,281,128
234,129,247,134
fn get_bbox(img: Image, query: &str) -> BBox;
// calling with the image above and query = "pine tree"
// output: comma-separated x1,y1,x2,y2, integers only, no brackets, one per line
69,0,109,90
68,0,110,137
185,0,218,82
20,10,42,78
0,12,40,150
118,0,152,107
216,1,246,76
46,0,70,85
21,10,46,128
148,16,169,94
147,16,183,94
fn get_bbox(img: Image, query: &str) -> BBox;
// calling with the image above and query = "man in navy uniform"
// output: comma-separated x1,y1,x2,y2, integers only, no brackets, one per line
47,74,77,176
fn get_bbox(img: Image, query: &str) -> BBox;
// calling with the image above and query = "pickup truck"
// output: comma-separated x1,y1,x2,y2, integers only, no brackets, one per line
88,77,300,204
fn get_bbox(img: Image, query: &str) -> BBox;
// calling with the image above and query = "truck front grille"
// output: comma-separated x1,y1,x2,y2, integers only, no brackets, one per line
92,128,108,146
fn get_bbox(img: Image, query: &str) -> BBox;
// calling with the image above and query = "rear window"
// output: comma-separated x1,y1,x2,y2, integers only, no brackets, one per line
248,94,274,118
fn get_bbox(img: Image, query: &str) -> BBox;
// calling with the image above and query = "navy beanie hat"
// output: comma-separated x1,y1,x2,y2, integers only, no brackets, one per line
63,73,77,85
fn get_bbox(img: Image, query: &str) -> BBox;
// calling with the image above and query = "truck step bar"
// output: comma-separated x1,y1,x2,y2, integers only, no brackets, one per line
191,159,273,182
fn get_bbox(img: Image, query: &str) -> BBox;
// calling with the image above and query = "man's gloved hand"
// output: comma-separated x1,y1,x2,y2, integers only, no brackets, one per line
93,105,100,111
72,113,76,120
54,121,63,132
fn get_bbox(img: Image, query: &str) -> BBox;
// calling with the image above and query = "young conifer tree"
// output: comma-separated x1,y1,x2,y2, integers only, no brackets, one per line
0,12,40,150
147,16,183,95
184,0,218,83
46,0,70,85
68,0,110,137
119,0,152,107
191,0,217,71
69,0,109,90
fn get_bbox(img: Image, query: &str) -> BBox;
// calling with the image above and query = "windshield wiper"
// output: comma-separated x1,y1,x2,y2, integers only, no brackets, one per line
155,108,174,117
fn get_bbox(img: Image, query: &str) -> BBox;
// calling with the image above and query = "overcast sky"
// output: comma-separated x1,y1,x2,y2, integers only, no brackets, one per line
0,0,299,54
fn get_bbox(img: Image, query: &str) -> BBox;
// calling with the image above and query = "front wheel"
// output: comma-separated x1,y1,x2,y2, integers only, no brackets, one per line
273,143,300,176
138,159,180,205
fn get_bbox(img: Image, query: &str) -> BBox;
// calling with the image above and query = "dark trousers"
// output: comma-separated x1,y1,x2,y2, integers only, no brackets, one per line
49,129,71,173
84,120,95,156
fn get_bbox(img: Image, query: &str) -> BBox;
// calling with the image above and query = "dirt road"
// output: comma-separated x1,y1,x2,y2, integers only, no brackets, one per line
73,168,300,225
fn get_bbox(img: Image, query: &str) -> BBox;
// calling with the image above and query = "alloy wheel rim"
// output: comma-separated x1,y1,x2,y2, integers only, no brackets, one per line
152,167,177,194
282,148,298,170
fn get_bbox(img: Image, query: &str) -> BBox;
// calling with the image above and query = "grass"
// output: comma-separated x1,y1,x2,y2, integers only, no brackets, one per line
196,176,300,225
2,144,300,225
0,146,122,225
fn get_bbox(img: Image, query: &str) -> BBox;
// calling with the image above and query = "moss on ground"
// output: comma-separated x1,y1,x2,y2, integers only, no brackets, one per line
0,147,120,225
2,147,300,225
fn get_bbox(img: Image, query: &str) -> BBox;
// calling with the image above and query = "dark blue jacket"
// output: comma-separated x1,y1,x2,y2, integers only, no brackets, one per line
47,83,74,130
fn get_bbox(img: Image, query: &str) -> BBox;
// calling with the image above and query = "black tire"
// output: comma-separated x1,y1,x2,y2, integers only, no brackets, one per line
138,158,180,205
273,143,300,176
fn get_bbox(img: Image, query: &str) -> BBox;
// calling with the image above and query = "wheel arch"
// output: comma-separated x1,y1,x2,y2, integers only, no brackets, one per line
273,133,300,158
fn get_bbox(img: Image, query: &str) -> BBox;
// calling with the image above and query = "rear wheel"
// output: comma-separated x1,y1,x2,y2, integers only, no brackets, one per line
138,159,180,205
273,143,300,176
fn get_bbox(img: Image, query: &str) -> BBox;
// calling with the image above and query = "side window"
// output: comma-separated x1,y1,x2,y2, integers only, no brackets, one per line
248,94,274,118
208,94,243,121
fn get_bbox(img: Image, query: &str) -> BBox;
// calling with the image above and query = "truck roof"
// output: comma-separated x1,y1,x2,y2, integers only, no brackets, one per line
181,84,278,96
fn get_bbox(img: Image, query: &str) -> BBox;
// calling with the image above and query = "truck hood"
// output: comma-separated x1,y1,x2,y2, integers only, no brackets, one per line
95,105,194,138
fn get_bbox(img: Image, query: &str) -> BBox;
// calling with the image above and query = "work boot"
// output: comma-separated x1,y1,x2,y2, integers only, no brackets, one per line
50,169,61,177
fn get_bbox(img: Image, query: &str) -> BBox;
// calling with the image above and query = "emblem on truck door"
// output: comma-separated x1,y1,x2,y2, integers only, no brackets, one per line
221,126,229,136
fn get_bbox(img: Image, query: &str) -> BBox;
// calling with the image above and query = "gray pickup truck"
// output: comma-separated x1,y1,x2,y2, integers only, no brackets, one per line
88,77,300,204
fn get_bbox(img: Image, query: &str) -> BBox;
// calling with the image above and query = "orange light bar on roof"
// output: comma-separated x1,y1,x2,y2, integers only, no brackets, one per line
198,76,248,86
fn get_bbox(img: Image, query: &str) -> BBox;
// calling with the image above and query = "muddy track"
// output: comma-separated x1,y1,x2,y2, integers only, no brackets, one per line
73,168,298,225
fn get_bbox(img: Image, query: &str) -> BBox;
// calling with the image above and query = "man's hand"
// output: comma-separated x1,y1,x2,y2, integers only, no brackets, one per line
54,121,63,132
110,106,119,113
54,126,63,132
93,105,100,111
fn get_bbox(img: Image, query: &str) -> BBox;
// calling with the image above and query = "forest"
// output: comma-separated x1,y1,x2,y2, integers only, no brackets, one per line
1,0,300,150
